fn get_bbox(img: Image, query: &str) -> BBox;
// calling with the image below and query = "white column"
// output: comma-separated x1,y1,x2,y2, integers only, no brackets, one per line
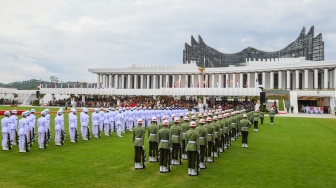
232,73,236,88
114,74,119,89
287,70,291,90
226,74,229,88
198,75,201,88
140,75,144,89
270,71,274,89
314,69,318,89
205,74,209,88
97,74,100,88
262,72,266,88
99,74,102,88
278,71,282,89
178,75,182,88
172,75,175,88
239,73,243,88
185,75,188,88
109,74,113,88
324,68,328,89
146,75,150,89
304,70,308,90
121,75,125,89
211,74,215,88
159,75,163,89
165,75,169,88
295,70,299,89
153,75,156,89
254,72,258,87
218,74,222,88
191,75,195,88
127,74,131,89
134,75,138,89
247,73,250,88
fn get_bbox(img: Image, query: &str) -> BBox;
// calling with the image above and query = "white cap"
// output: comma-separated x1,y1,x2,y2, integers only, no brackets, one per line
4,111,10,116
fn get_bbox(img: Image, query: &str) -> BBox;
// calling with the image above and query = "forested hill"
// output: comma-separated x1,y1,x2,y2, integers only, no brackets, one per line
0,79,41,90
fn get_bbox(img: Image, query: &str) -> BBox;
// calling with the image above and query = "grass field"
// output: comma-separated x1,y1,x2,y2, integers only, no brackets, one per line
0,106,336,188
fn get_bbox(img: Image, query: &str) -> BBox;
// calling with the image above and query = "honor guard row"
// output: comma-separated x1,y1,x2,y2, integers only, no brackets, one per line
131,108,276,176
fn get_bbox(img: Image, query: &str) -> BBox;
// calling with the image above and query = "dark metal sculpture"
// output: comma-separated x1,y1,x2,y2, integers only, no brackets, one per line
183,26,324,67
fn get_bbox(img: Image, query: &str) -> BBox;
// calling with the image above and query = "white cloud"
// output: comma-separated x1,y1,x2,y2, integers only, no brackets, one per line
0,0,335,84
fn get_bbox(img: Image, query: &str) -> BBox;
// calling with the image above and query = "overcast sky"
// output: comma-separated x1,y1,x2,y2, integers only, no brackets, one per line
1,0,335,84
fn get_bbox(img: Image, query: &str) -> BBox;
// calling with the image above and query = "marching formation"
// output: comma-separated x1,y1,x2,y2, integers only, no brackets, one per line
132,108,277,176
1,106,276,176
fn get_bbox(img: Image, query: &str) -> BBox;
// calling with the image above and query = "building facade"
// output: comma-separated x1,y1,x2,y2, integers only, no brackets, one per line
183,26,324,67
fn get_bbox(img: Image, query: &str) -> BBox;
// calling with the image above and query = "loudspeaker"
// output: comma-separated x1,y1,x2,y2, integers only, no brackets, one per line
36,91,40,98
260,92,266,104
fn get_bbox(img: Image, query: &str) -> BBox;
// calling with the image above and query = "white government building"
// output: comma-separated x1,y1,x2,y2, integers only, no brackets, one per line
1,57,336,114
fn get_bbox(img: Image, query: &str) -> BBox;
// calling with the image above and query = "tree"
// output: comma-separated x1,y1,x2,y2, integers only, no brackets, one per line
50,76,59,84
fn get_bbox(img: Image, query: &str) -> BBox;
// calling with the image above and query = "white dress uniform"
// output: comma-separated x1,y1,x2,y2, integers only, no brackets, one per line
9,113,18,145
37,115,47,148
69,112,78,142
115,111,124,137
99,110,105,131
18,115,28,152
128,109,135,131
45,112,51,138
91,111,100,137
54,114,64,145
30,112,37,136
80,110,89,140
109,110,115,132
104,110,110,136
1,113,10,150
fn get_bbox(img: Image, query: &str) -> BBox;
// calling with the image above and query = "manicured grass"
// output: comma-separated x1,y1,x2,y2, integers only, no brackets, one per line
0,105,336,188
278,99,284,111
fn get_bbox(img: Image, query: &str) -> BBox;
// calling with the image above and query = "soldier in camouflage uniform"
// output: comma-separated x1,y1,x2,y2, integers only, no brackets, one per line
205,117,215,163
195,119,207,169
269,108,276,125
158,120,171,173
148,117,159,162
170,117,182,166
181,116,190,160
253,110,260,132
133,118,145,169
186,121,200,176
240,114,252,148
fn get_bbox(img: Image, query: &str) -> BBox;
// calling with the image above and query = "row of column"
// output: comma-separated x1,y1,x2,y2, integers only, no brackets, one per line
96,68,336,90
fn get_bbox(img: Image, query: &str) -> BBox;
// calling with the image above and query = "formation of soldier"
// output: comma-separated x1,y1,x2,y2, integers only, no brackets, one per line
132,108,277,176
1,106,276,176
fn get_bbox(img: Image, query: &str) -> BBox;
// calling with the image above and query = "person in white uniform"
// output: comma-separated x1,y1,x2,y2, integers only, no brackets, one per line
91,108,100,138
69,109,78,143
37,111,47,149
1,111,11,150
54,111,64,146
18,112,29,152
80,108,90,140
104,108,110,136
9,110,18,145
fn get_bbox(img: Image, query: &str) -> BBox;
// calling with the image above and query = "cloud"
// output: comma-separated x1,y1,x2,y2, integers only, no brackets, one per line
0,0,335,84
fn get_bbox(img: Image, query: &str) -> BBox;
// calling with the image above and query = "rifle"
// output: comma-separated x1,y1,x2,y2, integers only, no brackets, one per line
43,132,47,149
97,126,101,138
142,146,146,169
168,148,172,172
87,126,91,140
60,130,65,145
25,135,30,152
28,130,33,146
196,151,200,175
75,128,79,142
7,133,12,150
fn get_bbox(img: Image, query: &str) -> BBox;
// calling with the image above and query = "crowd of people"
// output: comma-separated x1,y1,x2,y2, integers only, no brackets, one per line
1,105,276,176
0,99,19,106
299,105,331,114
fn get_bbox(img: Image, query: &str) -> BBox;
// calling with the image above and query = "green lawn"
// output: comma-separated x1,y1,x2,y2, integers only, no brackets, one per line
0,106,336,188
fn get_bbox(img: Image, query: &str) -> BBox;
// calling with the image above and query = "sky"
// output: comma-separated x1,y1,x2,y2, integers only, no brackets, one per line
0,0,335,84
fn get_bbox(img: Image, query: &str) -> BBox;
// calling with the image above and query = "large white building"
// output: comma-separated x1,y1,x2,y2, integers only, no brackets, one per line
84,57,336,113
